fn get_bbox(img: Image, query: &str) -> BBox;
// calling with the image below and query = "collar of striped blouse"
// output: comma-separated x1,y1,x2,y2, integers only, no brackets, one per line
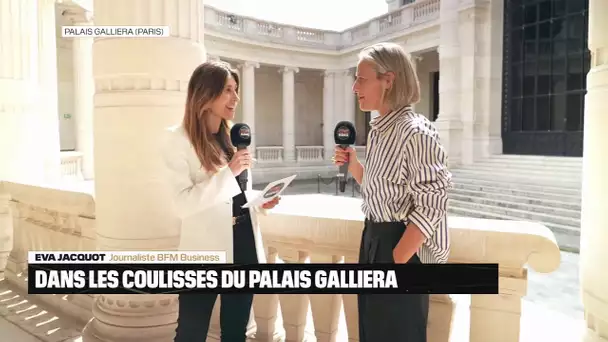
371,105,411,132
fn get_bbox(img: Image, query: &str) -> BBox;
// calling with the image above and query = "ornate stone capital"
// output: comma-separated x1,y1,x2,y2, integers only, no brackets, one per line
410,54,423,63
279,66,299,74
323,69,341,78
239,61,260,69
61,7,93,25
342,68,355,77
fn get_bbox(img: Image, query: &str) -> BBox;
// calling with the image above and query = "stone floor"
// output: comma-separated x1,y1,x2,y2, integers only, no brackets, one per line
0,278,82,342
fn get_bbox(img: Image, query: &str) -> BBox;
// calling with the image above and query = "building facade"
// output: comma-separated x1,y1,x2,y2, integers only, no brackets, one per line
2,0,608,341
51,0,588,184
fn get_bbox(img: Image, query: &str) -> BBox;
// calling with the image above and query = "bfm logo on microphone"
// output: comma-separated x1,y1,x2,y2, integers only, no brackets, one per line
337,127,350,140
239,126,250,139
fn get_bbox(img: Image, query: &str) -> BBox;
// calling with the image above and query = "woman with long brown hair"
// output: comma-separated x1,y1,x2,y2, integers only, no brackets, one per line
162,60,280,341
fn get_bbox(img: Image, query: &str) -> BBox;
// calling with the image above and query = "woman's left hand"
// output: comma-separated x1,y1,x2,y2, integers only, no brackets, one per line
262,196,281,209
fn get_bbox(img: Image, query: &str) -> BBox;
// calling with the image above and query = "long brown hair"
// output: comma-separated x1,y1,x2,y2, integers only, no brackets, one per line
183,61,240,173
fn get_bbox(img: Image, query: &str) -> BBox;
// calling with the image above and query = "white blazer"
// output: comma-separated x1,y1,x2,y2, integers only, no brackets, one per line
161,124,267,264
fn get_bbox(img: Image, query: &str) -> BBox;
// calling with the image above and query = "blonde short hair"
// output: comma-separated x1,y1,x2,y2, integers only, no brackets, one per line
358,42,420,108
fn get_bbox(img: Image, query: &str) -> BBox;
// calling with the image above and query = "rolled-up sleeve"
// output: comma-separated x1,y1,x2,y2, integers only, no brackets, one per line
404,132,452,240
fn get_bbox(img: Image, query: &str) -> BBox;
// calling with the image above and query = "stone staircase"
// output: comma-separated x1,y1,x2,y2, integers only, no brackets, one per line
449,155,582,252
251,154,583,252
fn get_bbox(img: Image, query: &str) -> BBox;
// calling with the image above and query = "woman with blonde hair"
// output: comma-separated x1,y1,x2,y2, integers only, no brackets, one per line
162,60,280,341
333,42,452,341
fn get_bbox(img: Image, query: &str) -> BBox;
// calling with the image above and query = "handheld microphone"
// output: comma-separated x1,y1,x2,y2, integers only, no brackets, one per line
230,123,252,191
334,121,356,192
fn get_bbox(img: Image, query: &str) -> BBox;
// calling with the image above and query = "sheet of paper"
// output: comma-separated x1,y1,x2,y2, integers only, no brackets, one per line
242,174,297,208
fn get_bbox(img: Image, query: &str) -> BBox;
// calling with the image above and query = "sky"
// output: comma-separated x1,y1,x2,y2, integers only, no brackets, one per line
205,0,389,31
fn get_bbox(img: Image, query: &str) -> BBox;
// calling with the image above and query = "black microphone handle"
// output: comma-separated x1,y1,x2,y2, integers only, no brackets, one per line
237,145,248,191
338,144,350,192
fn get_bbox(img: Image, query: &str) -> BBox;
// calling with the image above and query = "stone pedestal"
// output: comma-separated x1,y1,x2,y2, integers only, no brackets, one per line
580,0,608,340
82,0,206,341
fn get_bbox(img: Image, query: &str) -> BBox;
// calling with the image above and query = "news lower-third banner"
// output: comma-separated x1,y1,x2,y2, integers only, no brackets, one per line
28,252,499,295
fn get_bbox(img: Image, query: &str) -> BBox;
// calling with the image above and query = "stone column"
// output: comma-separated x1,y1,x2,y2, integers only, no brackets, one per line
65,10,95,180
580,0,608,340
322,70,336,160
0,0,48,184
409,54,420,112
37,0,62,182
82,1,206,341
281,66,298,162
435,0,463,166
343,69,356,123
480,0,504,157
458,5,481,165
239,61,259,154
458,0,503,163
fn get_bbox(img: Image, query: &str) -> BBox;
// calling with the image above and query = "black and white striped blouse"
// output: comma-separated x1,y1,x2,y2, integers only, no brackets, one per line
360,105,453,264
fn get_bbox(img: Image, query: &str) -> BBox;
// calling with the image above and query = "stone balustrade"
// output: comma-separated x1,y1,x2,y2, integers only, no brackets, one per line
0,181,96,330
60,151,84,180
295,146,324,162
204,0,441,50
257,146,284,163
0,182,561,342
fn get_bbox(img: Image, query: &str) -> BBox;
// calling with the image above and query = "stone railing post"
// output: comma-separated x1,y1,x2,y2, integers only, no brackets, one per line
0,189,13,273
448,218,561,342
469,270,527,342
82,0,206,341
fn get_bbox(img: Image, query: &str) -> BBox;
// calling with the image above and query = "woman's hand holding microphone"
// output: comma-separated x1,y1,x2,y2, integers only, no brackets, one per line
332,145,356,168
228,149,281,209
332,145,364,185
228,149,253,177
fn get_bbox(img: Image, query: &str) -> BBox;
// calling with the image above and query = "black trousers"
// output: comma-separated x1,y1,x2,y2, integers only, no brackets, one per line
357,220,429,342
174,216,258,342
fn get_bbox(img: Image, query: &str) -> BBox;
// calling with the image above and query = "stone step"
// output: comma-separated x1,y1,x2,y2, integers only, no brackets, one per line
477,158,583,170
458,163,582,175
452,182,581,201
448,199,580,228
454,166,581,180
448,207,580,253
486,155,582,163
451,170,581,187
449,192,581,218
